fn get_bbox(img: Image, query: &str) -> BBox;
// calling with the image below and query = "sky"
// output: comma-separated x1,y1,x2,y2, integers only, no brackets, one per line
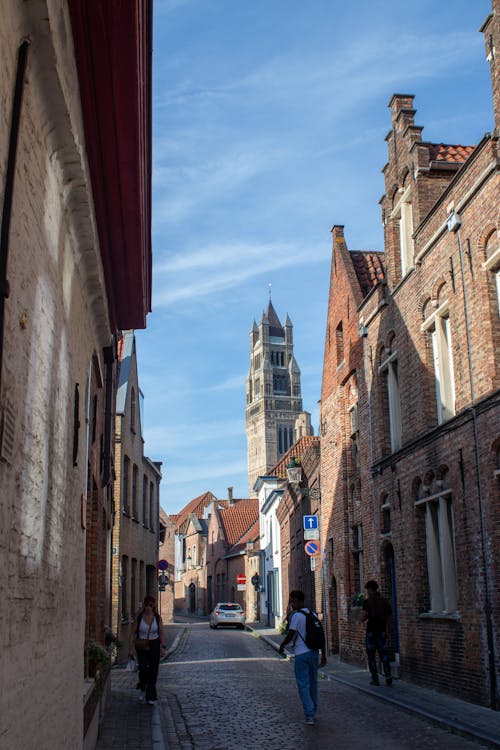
135,0,494,516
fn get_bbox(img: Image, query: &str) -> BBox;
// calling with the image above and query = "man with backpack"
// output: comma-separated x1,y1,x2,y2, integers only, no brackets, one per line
279,590,327,726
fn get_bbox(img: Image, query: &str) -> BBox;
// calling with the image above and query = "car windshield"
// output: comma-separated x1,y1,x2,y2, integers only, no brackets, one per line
218,604,241,611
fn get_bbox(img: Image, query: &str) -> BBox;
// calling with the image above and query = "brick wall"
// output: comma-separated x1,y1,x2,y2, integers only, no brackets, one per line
0,2,115,747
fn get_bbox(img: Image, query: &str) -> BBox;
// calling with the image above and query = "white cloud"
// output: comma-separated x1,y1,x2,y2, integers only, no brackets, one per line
153,240,329,307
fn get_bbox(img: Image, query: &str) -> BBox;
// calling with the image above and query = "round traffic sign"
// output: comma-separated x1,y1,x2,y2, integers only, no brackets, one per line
304,540,320,557
157,559,168,571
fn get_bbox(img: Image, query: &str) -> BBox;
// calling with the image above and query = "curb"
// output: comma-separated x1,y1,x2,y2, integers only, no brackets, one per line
246,626,500,750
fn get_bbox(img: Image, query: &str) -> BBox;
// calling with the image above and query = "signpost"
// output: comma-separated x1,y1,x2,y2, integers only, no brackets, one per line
303,515,319,540
303,515,318,530
304,540,320,557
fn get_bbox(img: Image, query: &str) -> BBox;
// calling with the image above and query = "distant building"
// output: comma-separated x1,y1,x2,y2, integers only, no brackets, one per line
111,331,162,661
158,508,175,623
320,2,500,709
246,301,313,495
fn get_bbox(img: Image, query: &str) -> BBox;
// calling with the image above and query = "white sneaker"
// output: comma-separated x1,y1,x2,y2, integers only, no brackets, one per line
305,717,315,726
147,699,157,705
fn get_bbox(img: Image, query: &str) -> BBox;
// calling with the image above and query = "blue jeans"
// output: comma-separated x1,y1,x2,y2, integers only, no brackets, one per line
294,650,319,719
365,630,391,680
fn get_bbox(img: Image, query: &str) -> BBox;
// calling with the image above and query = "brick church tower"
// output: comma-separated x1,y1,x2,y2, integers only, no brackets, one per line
246,301,313,495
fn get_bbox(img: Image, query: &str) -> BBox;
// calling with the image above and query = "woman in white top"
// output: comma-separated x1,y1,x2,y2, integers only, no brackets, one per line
129,596,166,704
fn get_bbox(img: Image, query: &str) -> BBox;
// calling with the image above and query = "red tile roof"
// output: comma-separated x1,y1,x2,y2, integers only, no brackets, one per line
174,491,216,533
428,143,475,164
270,435,320,479
227,518,260,555
218,499,259,547
350,251,385,297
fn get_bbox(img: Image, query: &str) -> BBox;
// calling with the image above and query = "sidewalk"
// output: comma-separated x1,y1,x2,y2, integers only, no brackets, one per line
246,622,500,749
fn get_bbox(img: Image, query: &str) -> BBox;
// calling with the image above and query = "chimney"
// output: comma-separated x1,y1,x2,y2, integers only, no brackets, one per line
228,486,234,505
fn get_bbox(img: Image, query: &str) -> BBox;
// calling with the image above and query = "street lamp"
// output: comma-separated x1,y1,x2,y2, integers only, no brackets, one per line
286,457,302,484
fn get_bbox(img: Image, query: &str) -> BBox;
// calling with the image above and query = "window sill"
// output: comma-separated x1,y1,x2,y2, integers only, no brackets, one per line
418,611,461,621
380,531,392,538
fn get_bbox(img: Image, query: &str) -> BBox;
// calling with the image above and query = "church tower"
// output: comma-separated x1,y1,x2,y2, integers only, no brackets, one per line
246,301,313,495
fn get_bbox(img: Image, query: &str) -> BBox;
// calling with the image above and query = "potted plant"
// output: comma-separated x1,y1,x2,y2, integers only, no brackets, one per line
87,640,111,679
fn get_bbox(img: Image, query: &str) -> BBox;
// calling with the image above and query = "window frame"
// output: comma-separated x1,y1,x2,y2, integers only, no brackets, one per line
379,349,402,451
422,302,455,424
415,489,458,614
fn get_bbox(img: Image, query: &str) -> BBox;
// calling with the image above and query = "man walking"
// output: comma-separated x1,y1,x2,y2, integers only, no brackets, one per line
279,590,327,726
361,580,393,686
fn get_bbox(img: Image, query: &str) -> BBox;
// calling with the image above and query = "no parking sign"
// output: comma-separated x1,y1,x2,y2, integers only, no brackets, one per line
304,540,320,557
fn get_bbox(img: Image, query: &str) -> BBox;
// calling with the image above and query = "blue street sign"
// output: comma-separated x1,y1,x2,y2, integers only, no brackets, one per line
303,514,318,530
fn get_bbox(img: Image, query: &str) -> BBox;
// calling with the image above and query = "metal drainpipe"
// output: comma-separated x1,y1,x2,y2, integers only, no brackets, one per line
448,212,498,709
0,41,30,394
317,484,329,654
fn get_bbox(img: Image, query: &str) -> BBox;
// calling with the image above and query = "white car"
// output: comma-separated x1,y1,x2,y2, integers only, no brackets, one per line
209,602,246,629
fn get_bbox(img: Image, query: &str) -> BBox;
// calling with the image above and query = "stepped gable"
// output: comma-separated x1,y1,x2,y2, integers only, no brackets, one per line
218,498,259,547
271,435,319,479
350,251,385,298
175,491,216,534
428,143,475,164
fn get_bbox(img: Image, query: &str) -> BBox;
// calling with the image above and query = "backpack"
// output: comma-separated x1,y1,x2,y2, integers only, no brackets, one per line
298,608,325,651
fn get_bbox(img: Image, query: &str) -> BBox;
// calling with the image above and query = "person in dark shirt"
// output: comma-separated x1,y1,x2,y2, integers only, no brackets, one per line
361,580,393,686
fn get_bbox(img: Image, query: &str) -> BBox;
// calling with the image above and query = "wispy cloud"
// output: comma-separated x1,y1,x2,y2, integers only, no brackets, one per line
153,240,329,307
145,418,246,451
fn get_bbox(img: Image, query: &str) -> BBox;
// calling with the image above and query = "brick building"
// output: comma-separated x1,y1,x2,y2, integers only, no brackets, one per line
158,507,176,623
172,490,217,611
111,331,162,661
204,494,259,617
0,2,152,748
274,436,322,628
320,1,499,708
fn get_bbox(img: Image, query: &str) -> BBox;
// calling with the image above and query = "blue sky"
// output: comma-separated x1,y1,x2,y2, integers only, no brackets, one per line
136,0,494,515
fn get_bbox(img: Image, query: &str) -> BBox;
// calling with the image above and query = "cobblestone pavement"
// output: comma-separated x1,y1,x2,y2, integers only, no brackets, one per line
156,622,489,750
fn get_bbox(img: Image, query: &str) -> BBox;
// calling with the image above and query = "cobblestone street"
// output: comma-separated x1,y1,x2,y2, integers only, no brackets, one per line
148,622,490,750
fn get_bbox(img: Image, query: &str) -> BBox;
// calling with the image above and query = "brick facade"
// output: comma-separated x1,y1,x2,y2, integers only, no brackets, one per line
0,2,152,747
320,2,500,708
111,332,162,661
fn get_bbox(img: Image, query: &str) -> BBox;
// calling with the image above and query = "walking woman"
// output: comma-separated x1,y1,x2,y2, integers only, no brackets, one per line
129,595,166,704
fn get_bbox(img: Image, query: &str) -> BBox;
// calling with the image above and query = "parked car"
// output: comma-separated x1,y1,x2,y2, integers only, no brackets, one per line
209,602,246,629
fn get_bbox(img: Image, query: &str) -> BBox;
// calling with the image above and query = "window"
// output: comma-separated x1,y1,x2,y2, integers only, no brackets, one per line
131,558,137,617
277,424,294,455
415,489,457,613
336,322,344,365
422,303,455,424
149,482,155,531
130,387,136,433
380,494,391,534
379,349,402,451
142,475,148,527
123,456,130,514
349,403,360,471
392,186,414,276
352,524,363,593
121,556,128,621
483,231,500,316
132,464,138,519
